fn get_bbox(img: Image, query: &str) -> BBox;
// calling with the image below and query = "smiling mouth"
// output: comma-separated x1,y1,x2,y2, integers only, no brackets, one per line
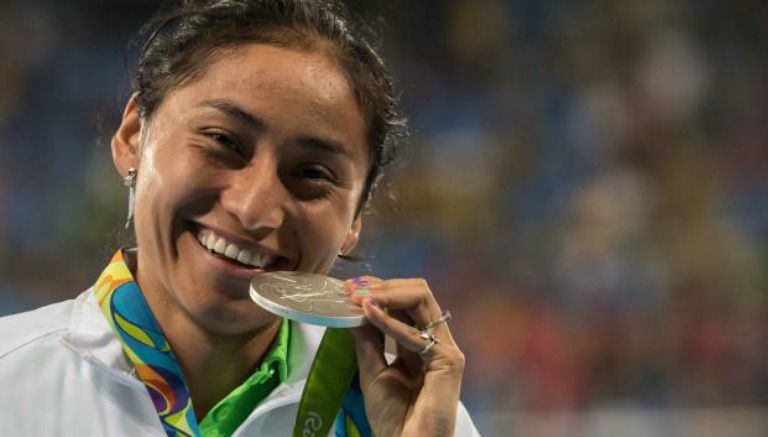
195,227,281,270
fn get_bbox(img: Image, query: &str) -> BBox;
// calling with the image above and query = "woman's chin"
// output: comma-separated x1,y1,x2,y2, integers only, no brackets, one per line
189,298,280,337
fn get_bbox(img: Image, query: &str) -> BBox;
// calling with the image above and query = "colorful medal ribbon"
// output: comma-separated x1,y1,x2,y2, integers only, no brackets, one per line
292,328,361,437
94,250,200,437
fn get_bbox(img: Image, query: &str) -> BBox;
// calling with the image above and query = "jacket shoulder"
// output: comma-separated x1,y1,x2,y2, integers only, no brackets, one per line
0,300,75,358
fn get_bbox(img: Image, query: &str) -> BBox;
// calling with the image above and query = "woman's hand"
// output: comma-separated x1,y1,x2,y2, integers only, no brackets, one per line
345,276,465,437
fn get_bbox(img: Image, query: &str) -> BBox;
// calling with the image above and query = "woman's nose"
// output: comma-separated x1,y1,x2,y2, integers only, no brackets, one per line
221,160,288,233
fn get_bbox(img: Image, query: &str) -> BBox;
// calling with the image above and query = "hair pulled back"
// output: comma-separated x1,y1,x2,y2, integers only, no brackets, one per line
132,0,406,206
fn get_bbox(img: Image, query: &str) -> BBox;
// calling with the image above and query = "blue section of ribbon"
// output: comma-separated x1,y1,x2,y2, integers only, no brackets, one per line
112,282,167,345
108,281,199,436
335,374,372,437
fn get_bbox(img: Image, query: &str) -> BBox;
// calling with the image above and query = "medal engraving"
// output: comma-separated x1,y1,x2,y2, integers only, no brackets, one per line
250,271,366,328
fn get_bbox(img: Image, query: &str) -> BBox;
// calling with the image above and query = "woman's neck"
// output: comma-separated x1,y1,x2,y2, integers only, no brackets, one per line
168,315,281,419
126,249,282,419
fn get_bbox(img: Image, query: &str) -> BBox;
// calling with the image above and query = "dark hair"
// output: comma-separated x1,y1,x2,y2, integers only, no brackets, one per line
131,0,407,208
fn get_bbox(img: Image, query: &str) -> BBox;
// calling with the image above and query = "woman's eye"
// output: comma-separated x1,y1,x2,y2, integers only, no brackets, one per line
205,131,241,154
298,165,334,182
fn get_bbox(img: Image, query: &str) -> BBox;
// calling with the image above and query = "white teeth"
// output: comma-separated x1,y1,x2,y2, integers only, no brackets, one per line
260,254,273,268
195,228,277,269
205,233,216,250
213,237,227,254
224,243,239,259
249,252,262,268
237,249,252,265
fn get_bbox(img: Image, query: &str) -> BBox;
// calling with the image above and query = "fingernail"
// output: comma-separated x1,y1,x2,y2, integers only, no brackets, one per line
345,277,369,294
352,277,370,287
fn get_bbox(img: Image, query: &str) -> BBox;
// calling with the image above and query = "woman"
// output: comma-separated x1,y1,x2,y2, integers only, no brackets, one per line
0,1,479,436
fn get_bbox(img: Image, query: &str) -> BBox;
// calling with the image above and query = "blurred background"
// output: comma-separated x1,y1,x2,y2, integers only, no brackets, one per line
0,0,767,435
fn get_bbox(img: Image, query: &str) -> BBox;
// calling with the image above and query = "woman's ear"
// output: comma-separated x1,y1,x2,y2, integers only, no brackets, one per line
340,215,363,256
111,93,143,177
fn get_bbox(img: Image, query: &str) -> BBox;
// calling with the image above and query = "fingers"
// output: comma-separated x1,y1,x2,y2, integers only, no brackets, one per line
346,275,464,374
360,298,432,356
345,276,465,437
350,323,388,389
345,277,443,331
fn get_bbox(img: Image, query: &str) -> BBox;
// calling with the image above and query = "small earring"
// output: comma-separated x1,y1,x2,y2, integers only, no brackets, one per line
123,167,137,229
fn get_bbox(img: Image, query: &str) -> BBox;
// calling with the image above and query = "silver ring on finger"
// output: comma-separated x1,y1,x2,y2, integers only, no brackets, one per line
420,310,452,332
419,331,440,356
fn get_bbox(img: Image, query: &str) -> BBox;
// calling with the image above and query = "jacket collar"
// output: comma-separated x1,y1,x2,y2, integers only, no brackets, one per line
60,289,135,375
61,287,326,387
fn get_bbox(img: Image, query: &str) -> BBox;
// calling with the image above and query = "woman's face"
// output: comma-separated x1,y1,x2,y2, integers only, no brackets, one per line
112,43,369,335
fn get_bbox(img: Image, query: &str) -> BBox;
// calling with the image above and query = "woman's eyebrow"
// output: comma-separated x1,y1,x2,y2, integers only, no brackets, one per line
200,99,264,130
200,98,358,162
296,137,356,162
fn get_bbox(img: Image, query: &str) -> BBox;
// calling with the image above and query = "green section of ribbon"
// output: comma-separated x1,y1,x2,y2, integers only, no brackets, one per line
293,328,358,437
199,318,290,437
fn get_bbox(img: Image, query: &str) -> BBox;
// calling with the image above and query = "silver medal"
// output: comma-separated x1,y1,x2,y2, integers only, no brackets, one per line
249,271,366,328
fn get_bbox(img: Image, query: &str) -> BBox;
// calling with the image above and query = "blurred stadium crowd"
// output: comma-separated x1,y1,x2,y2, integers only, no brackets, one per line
0,1,766,435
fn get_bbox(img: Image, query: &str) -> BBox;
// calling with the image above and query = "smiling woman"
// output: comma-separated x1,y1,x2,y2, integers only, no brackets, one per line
0,1,479,436
118,44,369,338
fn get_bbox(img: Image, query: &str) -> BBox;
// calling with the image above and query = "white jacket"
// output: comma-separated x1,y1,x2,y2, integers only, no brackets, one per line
0,290,480,436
